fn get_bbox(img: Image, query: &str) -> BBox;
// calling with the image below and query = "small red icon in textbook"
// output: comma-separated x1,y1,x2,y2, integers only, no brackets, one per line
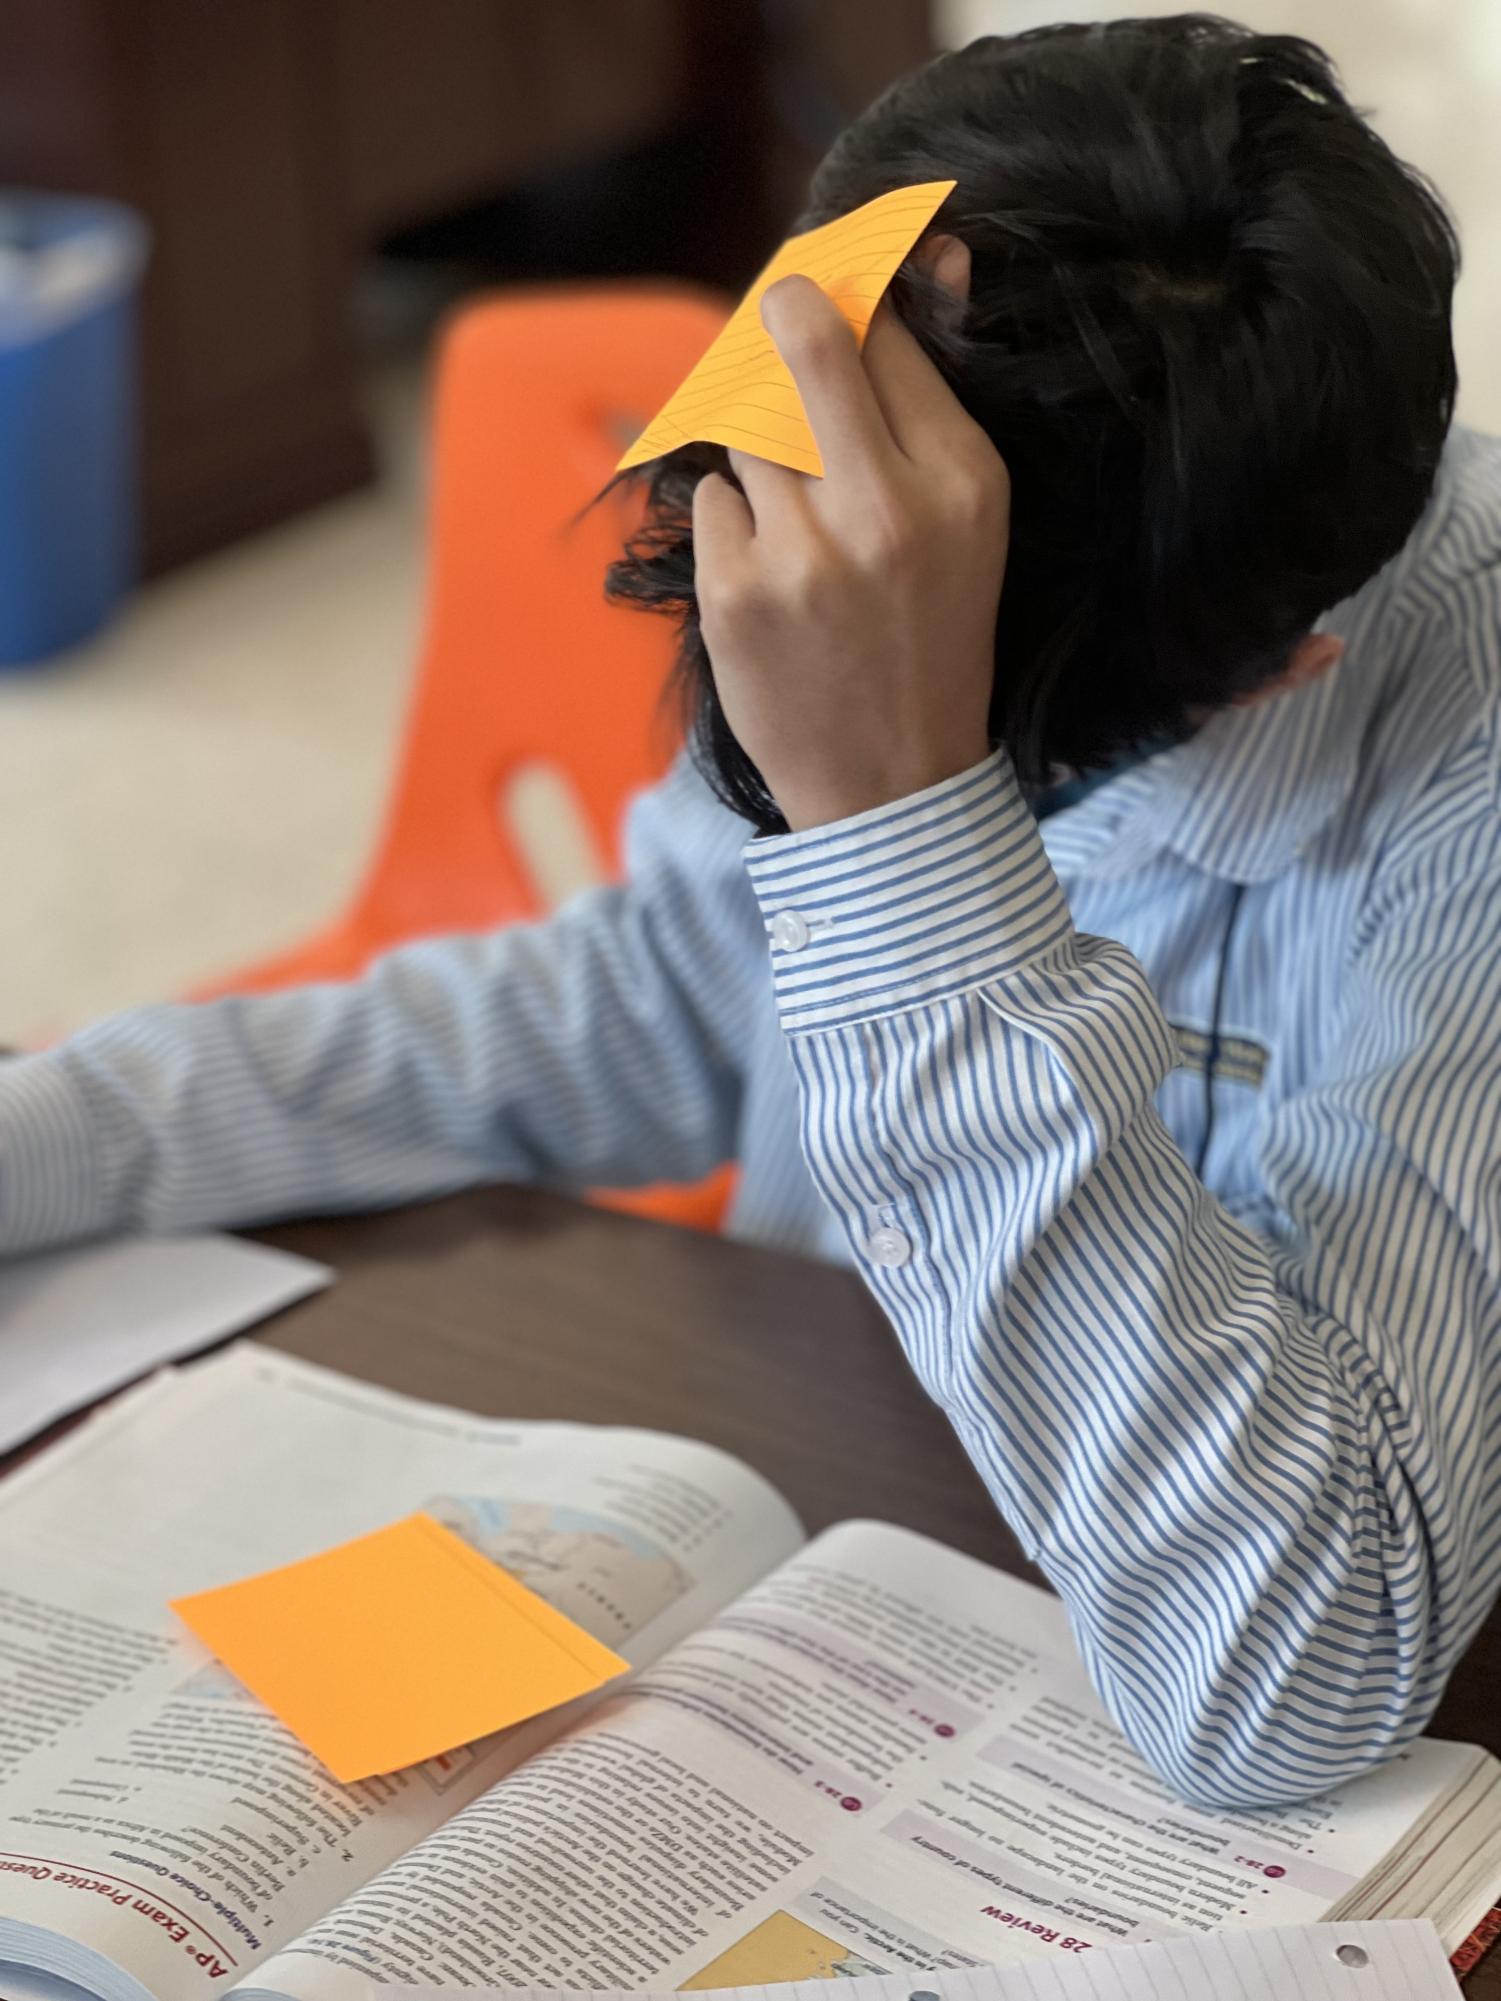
841,1796,863,1812
935,1723,956,1738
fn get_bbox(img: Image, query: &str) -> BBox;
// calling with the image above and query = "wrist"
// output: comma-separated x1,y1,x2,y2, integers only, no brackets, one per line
776,737,994,833
745,750,1074,1034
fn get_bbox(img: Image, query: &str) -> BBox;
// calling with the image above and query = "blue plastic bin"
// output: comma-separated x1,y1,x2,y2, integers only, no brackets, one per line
0,193,149,666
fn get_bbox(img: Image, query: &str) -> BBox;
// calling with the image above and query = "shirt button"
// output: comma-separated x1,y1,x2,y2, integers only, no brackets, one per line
769,910,811,953
866,1225,912,1268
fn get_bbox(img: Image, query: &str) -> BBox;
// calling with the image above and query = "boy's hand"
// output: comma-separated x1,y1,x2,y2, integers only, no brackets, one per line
691,241,1009,833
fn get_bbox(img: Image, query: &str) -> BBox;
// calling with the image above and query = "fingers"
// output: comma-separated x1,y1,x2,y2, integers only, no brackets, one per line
761,252,983,476
861,300,984,464
760,275,895,483
858,230,973,461
725,446,810,535
691,470,754,579
923,232,972,309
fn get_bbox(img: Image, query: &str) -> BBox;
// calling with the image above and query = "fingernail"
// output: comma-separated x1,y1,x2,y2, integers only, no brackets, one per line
760,273,814,329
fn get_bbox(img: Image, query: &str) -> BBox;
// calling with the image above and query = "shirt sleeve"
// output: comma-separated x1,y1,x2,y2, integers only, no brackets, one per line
743,747,1500,1809
0,760,749,1253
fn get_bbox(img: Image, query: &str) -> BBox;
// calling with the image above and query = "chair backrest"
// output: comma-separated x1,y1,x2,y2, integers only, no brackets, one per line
348,284,729,942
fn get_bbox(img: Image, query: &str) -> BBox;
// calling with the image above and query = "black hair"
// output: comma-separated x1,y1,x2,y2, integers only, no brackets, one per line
606,14,1459,835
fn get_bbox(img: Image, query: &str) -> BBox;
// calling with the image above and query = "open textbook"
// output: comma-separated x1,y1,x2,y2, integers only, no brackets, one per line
372,1924,1467,2000
0,1347,1497,2001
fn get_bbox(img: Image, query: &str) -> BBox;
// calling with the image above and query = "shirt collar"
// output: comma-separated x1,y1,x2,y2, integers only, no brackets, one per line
1037,427,1474,887
1038,612,1377,887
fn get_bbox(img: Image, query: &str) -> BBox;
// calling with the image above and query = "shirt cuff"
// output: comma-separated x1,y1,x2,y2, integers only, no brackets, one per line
0,1051,107,1253
744,752,1073,1032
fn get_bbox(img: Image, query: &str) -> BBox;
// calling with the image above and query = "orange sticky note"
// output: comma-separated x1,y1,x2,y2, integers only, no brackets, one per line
617,178,956,478
170,1513,628,1783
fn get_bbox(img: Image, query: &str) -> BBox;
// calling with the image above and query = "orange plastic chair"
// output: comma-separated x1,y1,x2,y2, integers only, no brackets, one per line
193,285,736,1230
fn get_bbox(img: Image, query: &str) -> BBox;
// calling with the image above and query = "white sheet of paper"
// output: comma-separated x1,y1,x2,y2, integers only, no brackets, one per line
367,1923,1460,2001
0,1233,331,1452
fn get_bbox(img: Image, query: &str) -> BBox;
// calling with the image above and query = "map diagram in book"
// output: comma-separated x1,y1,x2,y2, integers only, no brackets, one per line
422,1494,692,1651
176,1662,260,1703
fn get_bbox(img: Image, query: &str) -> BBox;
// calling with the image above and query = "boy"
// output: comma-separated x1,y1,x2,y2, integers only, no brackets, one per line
2,18,1498,1811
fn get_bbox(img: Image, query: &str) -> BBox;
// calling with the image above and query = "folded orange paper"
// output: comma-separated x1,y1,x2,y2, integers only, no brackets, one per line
170,1512,628,1783
617,178,956,478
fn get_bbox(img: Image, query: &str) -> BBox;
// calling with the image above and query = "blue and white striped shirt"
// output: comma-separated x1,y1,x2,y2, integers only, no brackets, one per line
4,427,1501,1812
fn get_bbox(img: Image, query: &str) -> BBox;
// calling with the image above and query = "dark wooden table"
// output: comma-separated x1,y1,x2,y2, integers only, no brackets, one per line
5,1184,1496,1990
255,1185,1036,1575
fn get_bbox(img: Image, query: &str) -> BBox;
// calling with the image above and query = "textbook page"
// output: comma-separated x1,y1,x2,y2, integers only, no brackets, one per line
361,1921,1463,2001
0,1345,802,2001
249,1523,1482,2001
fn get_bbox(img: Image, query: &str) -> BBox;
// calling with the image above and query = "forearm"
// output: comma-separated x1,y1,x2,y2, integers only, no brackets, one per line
812,1006,1441,1800
0,957,539,1252
0,885,741,1255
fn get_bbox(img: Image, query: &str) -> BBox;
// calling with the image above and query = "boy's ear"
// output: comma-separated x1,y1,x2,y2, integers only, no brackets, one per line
1288,631,1345,684
1235,632,1345,708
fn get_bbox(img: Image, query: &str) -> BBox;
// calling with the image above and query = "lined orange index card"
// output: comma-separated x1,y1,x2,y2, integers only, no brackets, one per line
170,1512,627,1783
617,178,957,478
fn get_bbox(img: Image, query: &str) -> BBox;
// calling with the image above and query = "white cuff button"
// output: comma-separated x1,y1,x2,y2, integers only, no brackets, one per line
769,910,811,953
866,1225,912,1268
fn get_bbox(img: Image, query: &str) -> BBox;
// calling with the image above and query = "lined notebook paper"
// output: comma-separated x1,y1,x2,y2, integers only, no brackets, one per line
616,179,956,477
374,1922,1460,2001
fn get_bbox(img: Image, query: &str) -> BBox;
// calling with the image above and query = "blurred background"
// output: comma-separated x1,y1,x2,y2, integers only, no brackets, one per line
0,0,1497,1046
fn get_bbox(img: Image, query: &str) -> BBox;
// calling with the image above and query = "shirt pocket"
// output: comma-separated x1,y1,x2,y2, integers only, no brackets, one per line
1158,1023,1270,1209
